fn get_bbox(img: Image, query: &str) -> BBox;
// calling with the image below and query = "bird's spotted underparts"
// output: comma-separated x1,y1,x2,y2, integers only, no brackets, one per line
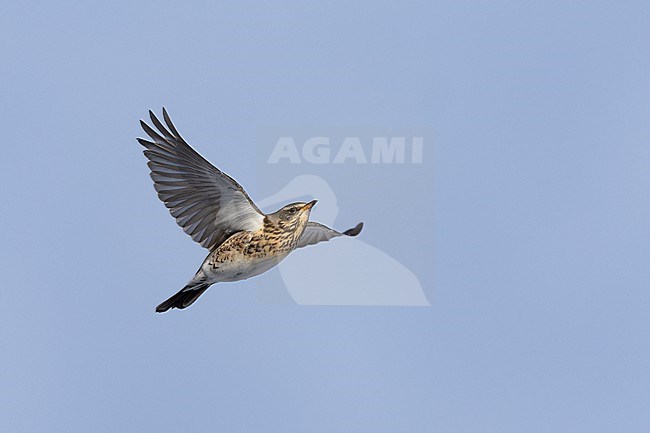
138,108,363,312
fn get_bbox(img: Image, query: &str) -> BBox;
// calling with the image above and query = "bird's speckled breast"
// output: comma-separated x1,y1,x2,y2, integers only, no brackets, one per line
201,219,307,283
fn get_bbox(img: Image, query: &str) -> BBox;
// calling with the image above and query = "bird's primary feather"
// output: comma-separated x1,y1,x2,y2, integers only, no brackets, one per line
138,108,264,251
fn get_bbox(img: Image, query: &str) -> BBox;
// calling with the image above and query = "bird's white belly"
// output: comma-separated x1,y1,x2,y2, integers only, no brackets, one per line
202,254,287,283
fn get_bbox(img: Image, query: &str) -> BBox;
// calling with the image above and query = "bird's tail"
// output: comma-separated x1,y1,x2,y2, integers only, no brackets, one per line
155,282,211,313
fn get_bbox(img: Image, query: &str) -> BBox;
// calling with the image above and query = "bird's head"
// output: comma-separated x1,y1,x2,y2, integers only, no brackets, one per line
266,200,317,230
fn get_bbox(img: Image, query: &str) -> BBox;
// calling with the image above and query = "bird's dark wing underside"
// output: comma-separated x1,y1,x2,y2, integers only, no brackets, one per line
296,221,364,249
138,108,264,251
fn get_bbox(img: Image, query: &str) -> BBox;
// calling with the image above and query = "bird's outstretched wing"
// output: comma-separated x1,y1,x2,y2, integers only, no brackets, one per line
138,108,264,251
296,221,364,249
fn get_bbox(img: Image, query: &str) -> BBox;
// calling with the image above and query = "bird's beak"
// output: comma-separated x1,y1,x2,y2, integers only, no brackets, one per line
303,200,317,211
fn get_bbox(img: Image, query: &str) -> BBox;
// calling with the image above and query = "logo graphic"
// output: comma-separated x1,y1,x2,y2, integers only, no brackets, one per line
257,127,432,306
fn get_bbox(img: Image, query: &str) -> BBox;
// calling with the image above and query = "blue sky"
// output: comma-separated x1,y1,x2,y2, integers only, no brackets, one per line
1,1,649,432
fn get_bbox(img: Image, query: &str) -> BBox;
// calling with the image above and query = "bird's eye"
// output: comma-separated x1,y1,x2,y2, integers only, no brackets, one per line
288,208,297,214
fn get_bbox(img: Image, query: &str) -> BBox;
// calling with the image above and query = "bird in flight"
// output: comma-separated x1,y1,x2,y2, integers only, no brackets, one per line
138,109,363,312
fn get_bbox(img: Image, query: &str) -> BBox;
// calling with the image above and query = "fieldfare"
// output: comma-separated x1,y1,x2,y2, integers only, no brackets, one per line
138,109,363,312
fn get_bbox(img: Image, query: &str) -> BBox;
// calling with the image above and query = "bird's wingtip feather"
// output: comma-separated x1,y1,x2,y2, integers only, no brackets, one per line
343,222,363,236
